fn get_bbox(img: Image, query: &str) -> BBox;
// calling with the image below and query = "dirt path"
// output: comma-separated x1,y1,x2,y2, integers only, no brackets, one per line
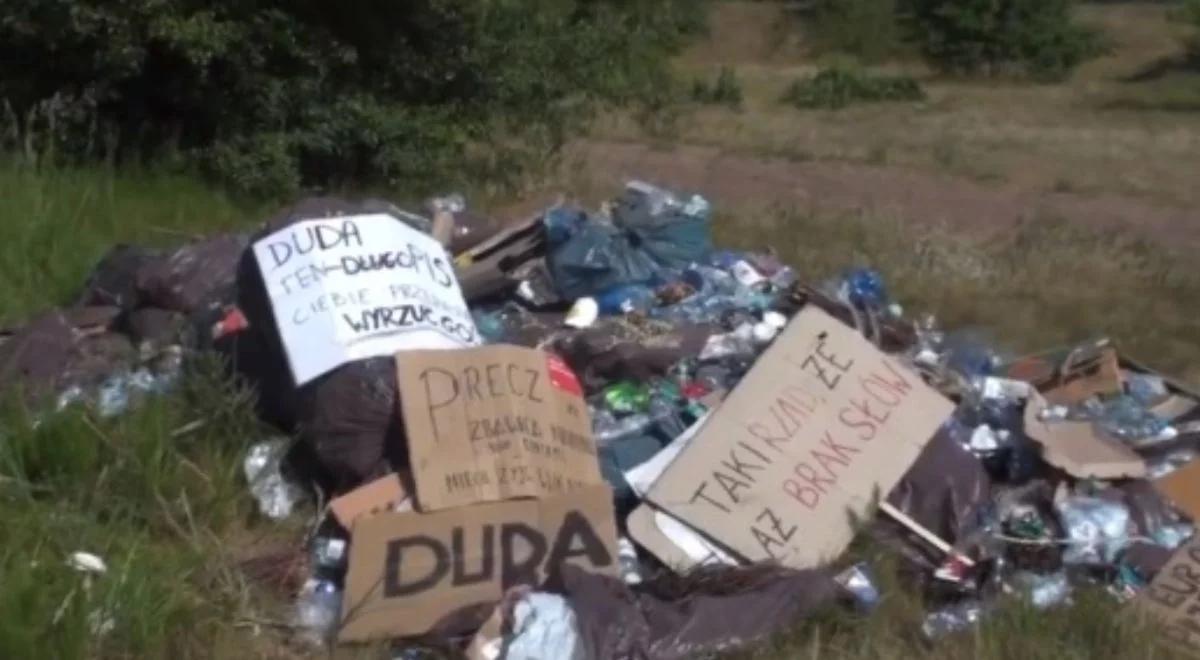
567,140,1200,248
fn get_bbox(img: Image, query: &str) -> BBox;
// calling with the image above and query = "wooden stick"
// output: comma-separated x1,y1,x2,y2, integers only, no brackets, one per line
879,501,976,567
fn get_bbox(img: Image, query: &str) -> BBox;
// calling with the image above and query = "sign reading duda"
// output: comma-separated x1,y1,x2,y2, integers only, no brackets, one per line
396,344,603,512
647,306,953,569
253,214,479,386
339,485,618,642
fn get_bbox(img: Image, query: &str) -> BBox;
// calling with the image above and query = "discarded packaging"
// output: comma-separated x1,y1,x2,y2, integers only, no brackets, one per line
243,439,306,520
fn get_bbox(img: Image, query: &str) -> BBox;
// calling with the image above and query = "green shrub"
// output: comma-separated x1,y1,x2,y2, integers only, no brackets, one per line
1177,0,1200,64
0,1,706,197
907,0,1103,80
783,66,925,109
691,67,744,108
807,0,904,63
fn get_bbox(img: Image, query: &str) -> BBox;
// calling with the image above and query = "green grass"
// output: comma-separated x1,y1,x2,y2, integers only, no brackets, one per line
0,163,259,322
2,159,1200,658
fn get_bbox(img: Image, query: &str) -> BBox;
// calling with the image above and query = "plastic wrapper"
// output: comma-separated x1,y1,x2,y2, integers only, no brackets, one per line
243,439,306,520
922,600,987,640
505,593,587,660
1055,496,1132,565
1145,447,1200,479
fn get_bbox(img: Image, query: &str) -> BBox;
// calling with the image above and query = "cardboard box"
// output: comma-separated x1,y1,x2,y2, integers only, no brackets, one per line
1134,534,1200,657
1024,392,1146,480
329,473,413,529
646,306,954,569
1155,459,1200,521
339,485,618,642
454,216,544,302
396,344,604,512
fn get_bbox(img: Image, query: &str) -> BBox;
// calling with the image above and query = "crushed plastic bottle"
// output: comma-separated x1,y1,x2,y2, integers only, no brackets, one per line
294,578,342,645
835,563,881,613
596,284,657,315
1090,395,1175,447
922,600,987,640
1010,571,1072,610
603,382,651,414
842,267,889,310
592,411,655,446
1127,373,1169,406
243,440,306,520
617,537,643,585
1055,496,1132,565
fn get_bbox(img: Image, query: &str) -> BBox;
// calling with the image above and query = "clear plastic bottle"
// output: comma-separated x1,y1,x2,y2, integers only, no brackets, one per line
295,578,342,645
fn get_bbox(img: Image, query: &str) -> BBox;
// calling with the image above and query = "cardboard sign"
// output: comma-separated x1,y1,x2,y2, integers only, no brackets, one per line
1024,392,1146,480
1134,534,1200,657
339,485,618,642
329,473,412,529
253,214,479,386
647,306,953,569
1155,460,1200,522
397,345,603,512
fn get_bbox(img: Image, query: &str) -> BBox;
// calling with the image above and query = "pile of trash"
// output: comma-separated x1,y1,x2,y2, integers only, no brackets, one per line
7,182,1200,658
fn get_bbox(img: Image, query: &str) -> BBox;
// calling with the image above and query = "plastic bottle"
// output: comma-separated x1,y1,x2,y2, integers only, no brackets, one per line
595,284,657,315
1093,395,1174,446
603,382,652,414
593,412,655,446
295,578,343,645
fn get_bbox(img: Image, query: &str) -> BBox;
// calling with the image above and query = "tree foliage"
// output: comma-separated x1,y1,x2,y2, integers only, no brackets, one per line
907,0,1103,80
0,0,704,196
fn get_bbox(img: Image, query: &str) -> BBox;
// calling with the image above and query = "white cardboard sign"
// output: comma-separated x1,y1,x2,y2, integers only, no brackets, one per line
253,214,479,385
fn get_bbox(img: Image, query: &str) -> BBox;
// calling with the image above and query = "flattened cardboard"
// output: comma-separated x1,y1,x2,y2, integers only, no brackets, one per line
454,216,544,301
647,306,954,569
329,473,412,529
1043,347,1122,406
1024,392,1146,480
1153,395,1199,422
339,485,618,642
1155,459,1200,521
1134,534,1200,657
626,504,736,572
397,344,602,512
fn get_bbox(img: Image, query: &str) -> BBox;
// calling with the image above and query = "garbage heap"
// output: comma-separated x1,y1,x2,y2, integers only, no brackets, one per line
6,182,1200,659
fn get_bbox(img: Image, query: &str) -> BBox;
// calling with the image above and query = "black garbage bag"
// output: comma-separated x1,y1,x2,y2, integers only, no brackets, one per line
561,563,837,660
76,244,164,310
228,196,429,493
137,233,249,316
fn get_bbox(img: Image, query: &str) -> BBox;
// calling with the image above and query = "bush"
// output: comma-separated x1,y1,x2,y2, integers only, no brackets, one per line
0,0,705,197
783,66,925,109
907,0,1103,80
690,67,744,108
807,0,905,63
1177,0,1200,64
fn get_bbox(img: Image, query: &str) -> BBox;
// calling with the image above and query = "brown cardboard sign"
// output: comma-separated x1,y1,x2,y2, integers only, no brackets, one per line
329,473,412,529
1134,534,1200,657
1155,460,1200,522
646,306,954,569
1024,392,1146,480
397,344,603,512
339,485,618,642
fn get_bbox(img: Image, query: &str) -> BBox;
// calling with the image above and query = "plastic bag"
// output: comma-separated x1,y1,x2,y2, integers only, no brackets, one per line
546,182,711,300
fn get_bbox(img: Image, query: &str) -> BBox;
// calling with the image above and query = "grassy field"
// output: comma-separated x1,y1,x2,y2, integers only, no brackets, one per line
1,2,1200,659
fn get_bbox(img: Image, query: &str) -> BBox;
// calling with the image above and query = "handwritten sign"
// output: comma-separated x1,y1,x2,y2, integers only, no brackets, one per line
647,306,953,569
397,345,604,512
1134,534,1200,657
339,484,618,641
253,214,478,386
